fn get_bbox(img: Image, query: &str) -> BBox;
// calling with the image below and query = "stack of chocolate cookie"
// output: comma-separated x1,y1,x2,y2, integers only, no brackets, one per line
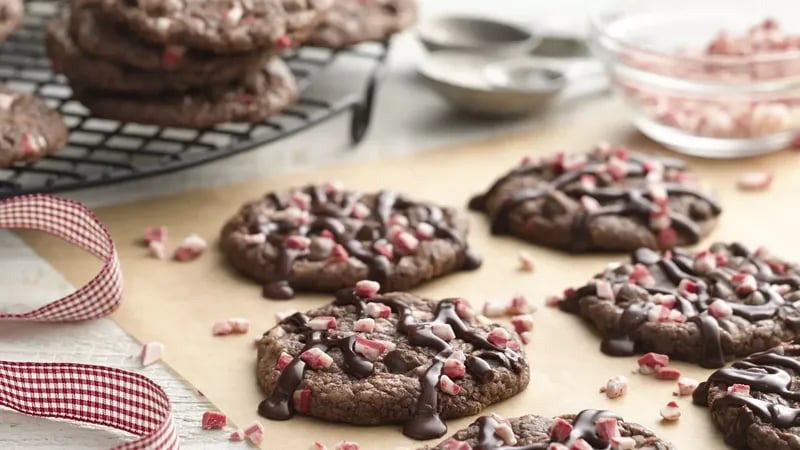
46,0,332,128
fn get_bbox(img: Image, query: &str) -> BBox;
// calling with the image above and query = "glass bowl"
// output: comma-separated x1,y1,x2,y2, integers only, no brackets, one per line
590,0,800,158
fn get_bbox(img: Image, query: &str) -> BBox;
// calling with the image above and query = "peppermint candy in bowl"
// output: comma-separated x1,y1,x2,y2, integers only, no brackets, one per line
591,1,800,158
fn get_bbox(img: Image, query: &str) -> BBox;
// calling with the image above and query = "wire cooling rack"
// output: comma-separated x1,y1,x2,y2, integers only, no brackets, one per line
0,1,390,198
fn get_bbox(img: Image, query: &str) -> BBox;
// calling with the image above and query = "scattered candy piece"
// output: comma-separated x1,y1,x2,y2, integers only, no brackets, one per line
230,430,245,442
416,222,435,240
637,352,669,374
675,377,699,396
307,316,337,330
737,172,773,191
610,436,636,450
144,226,167,245
353,318,376,333
728,383,751,395
442,358,466,379
301,348,334,369
276,352,293,371
439,375,461,395
596,417,620,441
518,251,535,272
244,421,264,445
275,309,298,322
174,234,207,262
140,342,164,367
293,389,311,413
453,298,475,319
365,302,391,319
229,318,249,334
212,320,233,336
654,366,681,380
510,314,534,333
487,328,513,348
432,323,456,341
335,441,360,450
545,295,562,307
708,299,733,319
148,241,167,260
508,295,536,315
595,280,615,301
603,375,628,399
493,419,517,445
309,442,327,450
354,280,380,297
441,439,473,450
393,231,419,255
482,299,509,318
549,417,573,441
353,336,388,361
660,401,681,421
201,411,227,430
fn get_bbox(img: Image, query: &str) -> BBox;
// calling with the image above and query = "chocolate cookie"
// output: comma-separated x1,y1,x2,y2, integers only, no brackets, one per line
0,0,22,43
307,0,418,48
47,18,268,94
420,410,673,449
220,184,482,300
73,57,298,128
469,145,722,252
256,288,529,439
693,344,800,449
68,5,270,73
98,0,332,53
0,87,68,168
558,242,800,368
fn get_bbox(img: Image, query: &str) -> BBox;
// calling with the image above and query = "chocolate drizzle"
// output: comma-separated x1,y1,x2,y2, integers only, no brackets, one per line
693,345,800,446
469,151,721,251
252,186,481,299
561,243,800,368
258,290,524,440
473,410,621,450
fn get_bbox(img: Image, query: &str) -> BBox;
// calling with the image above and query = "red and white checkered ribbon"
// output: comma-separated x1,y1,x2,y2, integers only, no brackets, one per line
0,194,122,321
0,194,180,449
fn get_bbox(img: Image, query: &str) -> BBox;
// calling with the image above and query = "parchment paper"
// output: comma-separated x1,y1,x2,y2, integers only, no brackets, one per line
23,99,800,449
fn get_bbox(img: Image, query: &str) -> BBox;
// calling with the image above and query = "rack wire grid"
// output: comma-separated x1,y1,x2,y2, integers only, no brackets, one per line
0,1,390,199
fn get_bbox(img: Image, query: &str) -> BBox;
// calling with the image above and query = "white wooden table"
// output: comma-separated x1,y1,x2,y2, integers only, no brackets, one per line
0,0,608,447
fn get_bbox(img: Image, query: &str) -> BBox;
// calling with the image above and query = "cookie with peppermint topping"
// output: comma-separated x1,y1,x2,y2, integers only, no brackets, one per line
220,183,482,299
46,17,270,94
557,242,800,368
419,410,673,450
67,4,271,74
469,144,722,252
256,285,528,439
97,0,333,53
73,57,298,128
307,0,418,48
0,86,67,168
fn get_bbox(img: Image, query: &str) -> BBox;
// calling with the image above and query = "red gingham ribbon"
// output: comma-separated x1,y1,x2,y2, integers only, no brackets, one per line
0,194,122,321
0,195,180,449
